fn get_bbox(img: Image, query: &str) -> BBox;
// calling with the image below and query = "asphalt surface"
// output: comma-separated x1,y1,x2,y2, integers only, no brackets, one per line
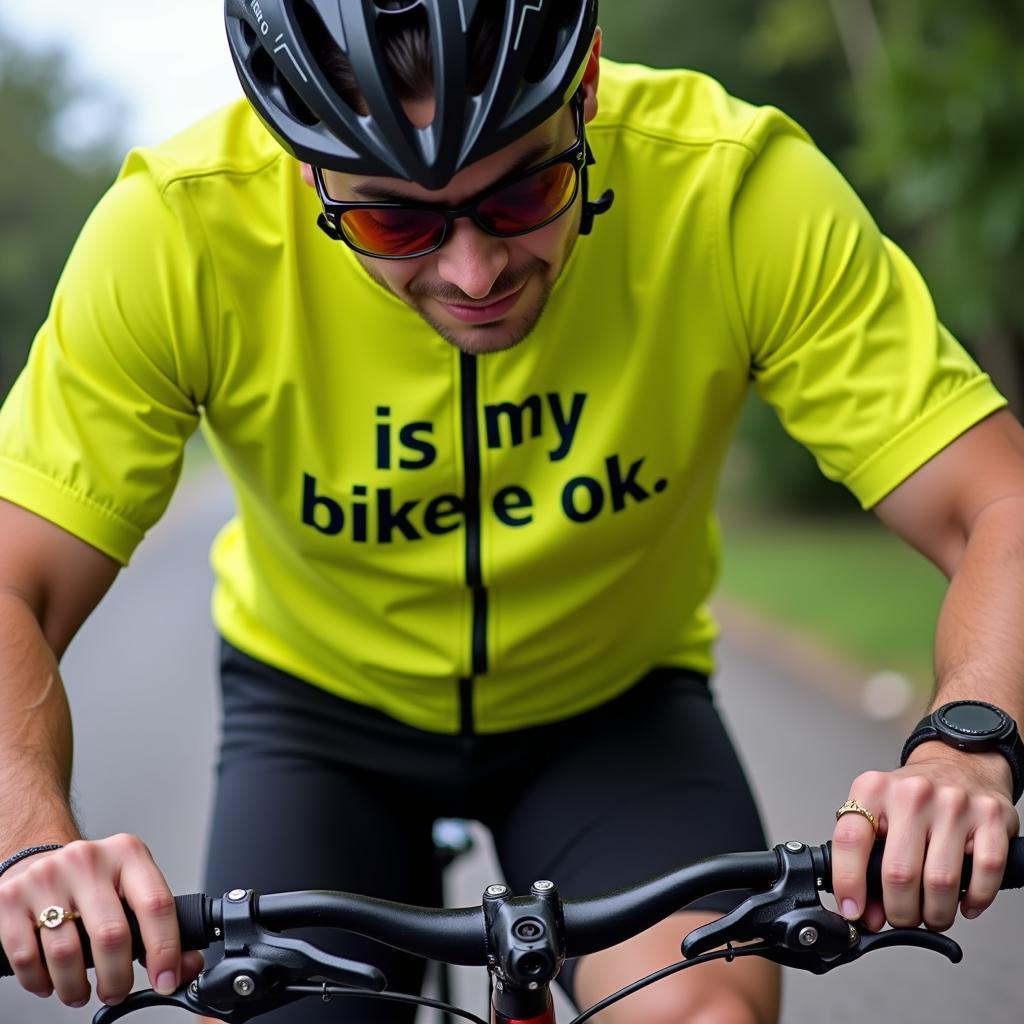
0,464,1020,1022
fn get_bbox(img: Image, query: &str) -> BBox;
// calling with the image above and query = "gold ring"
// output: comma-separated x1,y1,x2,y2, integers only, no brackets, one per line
36,905,80,931
835,798,879,833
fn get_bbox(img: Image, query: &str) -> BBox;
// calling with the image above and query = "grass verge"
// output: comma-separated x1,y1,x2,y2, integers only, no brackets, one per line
717,516,948,693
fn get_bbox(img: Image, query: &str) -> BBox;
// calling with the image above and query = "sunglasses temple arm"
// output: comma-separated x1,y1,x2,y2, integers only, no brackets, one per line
579,140,615,236
316,212,345,242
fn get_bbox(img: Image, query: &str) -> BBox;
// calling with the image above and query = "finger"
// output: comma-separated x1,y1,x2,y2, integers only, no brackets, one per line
73,896,136,1005
920,790,971,931
35,903,91,1007
879,781,932,928
831,778,886,921
0,891,55,999
961,809,1011,919
862,899,886,933
118,853,182,997
52,841,137,1006
182,950,205,981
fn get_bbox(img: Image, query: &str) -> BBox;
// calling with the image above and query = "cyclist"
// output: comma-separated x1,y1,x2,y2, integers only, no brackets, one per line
0,3,1022,1023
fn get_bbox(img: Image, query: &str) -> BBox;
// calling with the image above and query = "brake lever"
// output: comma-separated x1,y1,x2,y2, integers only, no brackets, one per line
681,842,963,975
93,889,386,1023
756,922,963,975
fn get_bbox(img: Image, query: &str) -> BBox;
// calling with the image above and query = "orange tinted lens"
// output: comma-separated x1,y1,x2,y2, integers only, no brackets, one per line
339,207,446,256
477,163,577,235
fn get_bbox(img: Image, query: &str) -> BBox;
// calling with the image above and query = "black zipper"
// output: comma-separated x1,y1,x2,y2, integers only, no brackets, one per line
458,351,488,735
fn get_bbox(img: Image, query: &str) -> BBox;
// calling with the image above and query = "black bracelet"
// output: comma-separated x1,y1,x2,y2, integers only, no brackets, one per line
0,844,64,880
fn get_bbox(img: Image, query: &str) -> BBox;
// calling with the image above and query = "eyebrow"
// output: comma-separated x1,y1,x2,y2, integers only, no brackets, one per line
348,137,557,203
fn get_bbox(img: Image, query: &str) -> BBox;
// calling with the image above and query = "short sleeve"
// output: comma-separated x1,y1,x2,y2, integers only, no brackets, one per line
721,125,1006,508
0,155,215,563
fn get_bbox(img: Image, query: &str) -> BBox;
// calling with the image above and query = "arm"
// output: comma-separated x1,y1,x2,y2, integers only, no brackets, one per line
0,500,200,1006
831,409,1024,931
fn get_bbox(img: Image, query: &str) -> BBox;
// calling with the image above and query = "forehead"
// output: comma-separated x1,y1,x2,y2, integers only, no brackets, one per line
325,103,570,205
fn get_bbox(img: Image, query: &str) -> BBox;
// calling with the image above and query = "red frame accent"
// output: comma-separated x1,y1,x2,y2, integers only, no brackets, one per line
493,1007,557,1024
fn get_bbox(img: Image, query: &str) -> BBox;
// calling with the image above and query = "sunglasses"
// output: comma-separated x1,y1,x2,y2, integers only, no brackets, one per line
313,97,588,260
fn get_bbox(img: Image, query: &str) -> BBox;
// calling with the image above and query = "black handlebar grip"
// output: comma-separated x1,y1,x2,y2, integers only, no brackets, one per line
0,893,212,979
863,836,1024,899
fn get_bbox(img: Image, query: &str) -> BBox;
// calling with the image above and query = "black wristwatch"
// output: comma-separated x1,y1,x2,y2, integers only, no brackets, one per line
900,700,1024,805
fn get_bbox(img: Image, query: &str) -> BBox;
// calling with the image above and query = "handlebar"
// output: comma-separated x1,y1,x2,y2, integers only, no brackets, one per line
2,836,1021,980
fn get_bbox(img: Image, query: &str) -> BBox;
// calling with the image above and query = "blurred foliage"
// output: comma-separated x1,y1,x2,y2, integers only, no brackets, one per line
599,0,853,157
0,29,120,397
853,1,1024,414
603,1,1024,513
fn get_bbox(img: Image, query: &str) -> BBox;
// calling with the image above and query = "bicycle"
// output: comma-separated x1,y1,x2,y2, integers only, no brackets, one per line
2,836,1022,1024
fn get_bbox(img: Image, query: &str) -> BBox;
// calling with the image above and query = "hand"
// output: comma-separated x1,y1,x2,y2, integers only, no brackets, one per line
831,746,1020,933
0,835,204,1007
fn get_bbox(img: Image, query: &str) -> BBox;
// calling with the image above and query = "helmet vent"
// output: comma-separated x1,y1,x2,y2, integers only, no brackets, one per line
294,0,369,118
250,44,319,128
522,6,576,85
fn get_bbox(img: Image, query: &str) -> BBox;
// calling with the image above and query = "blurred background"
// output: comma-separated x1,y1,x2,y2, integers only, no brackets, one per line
2,0,1023,697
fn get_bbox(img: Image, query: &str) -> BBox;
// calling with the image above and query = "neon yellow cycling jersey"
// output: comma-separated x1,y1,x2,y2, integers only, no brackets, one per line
0,60,1005,733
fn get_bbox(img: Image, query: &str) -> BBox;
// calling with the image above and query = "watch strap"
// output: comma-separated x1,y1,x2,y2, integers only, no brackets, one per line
901,711,1024,805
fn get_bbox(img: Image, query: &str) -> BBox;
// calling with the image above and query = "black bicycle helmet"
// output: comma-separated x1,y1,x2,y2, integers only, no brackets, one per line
224,0,600,190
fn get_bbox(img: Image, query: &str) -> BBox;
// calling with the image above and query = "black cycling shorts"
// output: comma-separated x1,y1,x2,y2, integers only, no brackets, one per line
204,640,767,1021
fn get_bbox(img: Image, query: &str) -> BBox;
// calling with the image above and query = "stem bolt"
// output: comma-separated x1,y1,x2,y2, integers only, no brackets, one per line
785,841,803,852
798,926,819,947
485,884,509,897
233,975,255,997
532,880,554,892
227,889,247,902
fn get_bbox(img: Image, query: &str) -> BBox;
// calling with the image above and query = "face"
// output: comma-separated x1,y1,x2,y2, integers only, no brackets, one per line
303,100,590,356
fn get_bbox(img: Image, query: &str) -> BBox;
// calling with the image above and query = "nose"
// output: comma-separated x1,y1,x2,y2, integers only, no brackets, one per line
435,218,510,300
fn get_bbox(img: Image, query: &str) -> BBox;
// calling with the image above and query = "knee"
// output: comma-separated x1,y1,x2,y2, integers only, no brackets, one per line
604,987,766,1024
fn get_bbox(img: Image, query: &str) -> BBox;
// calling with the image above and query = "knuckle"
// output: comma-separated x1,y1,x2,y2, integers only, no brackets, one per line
882,861,918,889
137,889,175,919
972,851,1005,877
106,833,148,859
923,869,959,894
145,936,182,964
851,772,886,798
0,882,23,909
62,841,99,872
8,946,41,972
832,824,867,850
91,920,131,954
44,939,80,967
28,857,61,888
935,786,969,817
898,776,935,808
974,796,1006,823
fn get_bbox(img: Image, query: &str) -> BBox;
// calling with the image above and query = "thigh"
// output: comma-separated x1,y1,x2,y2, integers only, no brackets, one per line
574,910,780,1024
489,674,771,1008
205,748,441,1023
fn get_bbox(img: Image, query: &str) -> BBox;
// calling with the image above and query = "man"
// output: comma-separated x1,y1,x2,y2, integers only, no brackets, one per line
0,3,1021,1022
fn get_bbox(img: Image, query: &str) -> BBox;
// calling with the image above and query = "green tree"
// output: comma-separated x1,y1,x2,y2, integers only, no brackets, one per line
750,0,1024,414
0,29,121,396
852,0,1024,414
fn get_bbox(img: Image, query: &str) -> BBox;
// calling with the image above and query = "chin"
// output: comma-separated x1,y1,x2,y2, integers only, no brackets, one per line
444,318,535,355
426,282,553,356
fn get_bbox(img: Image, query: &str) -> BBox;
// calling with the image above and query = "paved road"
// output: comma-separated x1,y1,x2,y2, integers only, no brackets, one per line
0,466,1020,1022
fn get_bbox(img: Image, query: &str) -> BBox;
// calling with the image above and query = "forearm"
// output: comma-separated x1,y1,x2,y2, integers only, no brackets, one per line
932,496,1024,721
0,591,81,859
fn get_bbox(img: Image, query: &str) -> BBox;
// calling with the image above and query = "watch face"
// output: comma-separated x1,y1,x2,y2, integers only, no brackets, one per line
938,702,1006,737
